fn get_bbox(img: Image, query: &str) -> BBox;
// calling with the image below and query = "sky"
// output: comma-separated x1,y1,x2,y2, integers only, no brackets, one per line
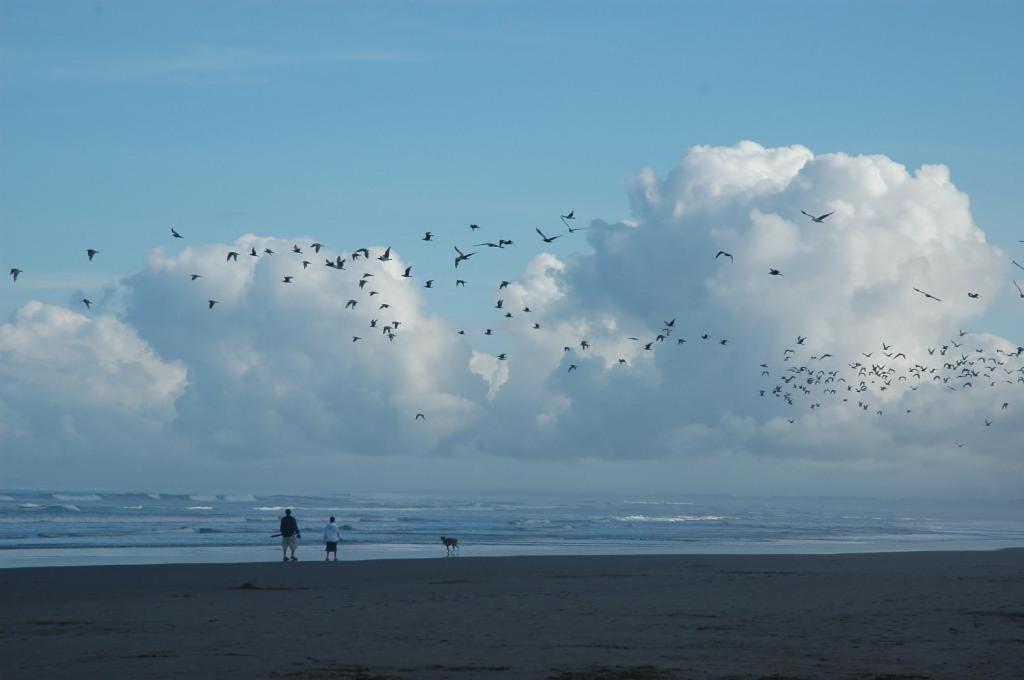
0,1,1022,497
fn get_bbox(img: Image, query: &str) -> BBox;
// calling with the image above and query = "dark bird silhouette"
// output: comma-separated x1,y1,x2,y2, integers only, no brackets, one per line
985,419,992,427
1014,281,1024,299
302,261,311,269
415,413,425,421
912,287,942,302
311,243,323,253
454,246,476,268
561,211,574,220
208,300,218,309
379,303,390,310
801,210,834,223
190,274,202,280
424,280,434,288
292,245,302,254
423,232,434,241
456,279,467,287
535,227,561,244
1013,260,1024,272
345,299,357,309
769,268,782,276
82,298,92,309
170,228,183,239
250,247,259,257
568,364,577,372
226,251,239,262
86,249,99,261
967,292,980,299
469,224,480,231
476,241,505,249
499,280,510,290
10,268,22,282
352,336,361,342
264,248,275,255
377,247,392,262
402,266,413,278
715,251,733,261
497,353,507,360
282,276,293,283
797,336,806,345
353,248,370,260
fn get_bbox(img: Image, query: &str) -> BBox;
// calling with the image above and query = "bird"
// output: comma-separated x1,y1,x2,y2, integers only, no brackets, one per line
566,224,589,234
423,232,434,241
302,261,311,269
402,266,413,278
170,228,183,239
797,336,807,345
967,292,980,299
499,281,510,290
282,276,293,283
1013,260,1024,272
454,246,476,268
379,303,390,310
1014,281,1024,298
86,249,99,261
715,251,733,261
912,287,942,302
769,268,782,276
469,224,480,231
568,364,577,372
561,210,574,220
424,280,434,288
801,210,834,223
456,279,467,287
377,247,392,262
292,245,302,254
9,268,22,282
249,247,259,257
208,300,218,309
415,413,425,421
311,243,323,253
352,336,361,342
985,419,992,427
535,228,561,244
497,353,507,360
264,248,275,256
476,241,505,249
190,274,202,280
82,298,92,309
345,299,357,309
226,251,239,262
353,248,370,260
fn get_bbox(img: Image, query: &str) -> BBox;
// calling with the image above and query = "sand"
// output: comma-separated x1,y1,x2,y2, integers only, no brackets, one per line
2,550,1023,679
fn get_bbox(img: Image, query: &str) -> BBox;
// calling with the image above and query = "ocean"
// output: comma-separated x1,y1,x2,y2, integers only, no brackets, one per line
2,491,1023,568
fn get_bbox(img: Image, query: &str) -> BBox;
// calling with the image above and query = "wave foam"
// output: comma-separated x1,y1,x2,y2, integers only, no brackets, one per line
52,494,102,502
187,506,214,510
616,514,730,523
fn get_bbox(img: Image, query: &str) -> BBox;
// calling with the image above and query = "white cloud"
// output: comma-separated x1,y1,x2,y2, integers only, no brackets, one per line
1,143,1021,496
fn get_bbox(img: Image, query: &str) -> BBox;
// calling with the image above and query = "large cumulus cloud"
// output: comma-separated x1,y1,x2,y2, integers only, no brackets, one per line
0,141,1020,495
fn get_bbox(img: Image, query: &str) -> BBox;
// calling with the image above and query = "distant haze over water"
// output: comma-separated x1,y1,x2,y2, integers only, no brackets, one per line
2,491,1022,568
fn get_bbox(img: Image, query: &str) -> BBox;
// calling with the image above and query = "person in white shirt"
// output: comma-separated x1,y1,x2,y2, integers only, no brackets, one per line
323,516,342,561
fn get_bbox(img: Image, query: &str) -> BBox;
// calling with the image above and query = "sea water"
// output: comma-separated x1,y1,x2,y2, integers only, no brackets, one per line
1,491,1023,568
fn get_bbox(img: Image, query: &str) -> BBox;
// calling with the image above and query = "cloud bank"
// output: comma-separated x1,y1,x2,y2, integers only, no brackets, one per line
2,142,1020,496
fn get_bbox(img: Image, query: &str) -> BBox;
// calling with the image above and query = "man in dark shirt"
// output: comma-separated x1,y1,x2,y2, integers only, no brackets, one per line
280,508,301,562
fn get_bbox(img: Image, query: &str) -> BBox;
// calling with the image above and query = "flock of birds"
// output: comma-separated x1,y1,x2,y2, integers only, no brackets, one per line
6,210,1024,442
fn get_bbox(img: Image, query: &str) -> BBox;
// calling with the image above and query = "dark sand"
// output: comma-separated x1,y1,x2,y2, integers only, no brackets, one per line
2,551,1023,679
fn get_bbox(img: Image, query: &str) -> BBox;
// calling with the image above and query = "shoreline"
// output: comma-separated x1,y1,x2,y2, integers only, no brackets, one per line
3,550,1023,678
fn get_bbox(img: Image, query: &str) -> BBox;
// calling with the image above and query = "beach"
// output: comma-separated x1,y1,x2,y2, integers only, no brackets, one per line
2,550,1022,679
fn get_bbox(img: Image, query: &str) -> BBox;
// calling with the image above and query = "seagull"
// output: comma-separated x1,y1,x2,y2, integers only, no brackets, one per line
402,266,413,278
566,224,589,233
292,245,302,254
170,228,183,239
769,268,782,276
535,228,561,244
264,248,274,256
415,413,425,421
379,303,390,310
499,281,510,290
352,336,361,342
208,300,218,309
568,364,577,372
469,224,480,231
797,336,806,345
311,243,323,253
249,247,259,257
715,251,733,261
912,287,942,302
424,280,434,288
190,274,202,280
377,247,392,262
967,292,980,299
86,249,99,261
423,232,434,241
226,251,239,262
9,268,22,282
302,261,311,269
454,246,476,268
345,299,358,309
282,276,293,283
561,210,574,220
801,210,834,223
456,279,467,287
497,353,507,360
353,248,370,260
82,298,92,309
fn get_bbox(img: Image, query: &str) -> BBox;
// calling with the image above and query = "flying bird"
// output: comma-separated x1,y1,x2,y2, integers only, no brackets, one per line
249,247,259,257
454,246,476,268
282,276,293,283
456,279,466,287
227,251,239,262
1014,281,1024,299
769,268,782,276
311,243,323,253
208,300,218,309
715,251,733,261
561,210,574,220
535,228,561,244
967,292,980,299
912,287,942,302
377,247,392,262
190,274,202,280
1013,260,1024,272
801,210,834,223
345,299,358,309
424,280,434,288
423,232,434,241
402,266,413,278
469,224,480,231
292,245,302,254
415,413,425,421
82,298,92,309
86,249,99,261
170,228,183,238
10,268,22,282
352,336,361,342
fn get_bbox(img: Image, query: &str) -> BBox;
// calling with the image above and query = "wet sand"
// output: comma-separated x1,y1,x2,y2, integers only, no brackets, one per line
2,550,1023,679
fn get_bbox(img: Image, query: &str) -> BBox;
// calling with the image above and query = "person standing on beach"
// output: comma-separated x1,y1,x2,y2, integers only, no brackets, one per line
323,516,342,561
280,508,301,562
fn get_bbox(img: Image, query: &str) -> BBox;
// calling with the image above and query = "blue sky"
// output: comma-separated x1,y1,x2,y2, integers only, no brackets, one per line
1,1,1023,495
3,1,1022,330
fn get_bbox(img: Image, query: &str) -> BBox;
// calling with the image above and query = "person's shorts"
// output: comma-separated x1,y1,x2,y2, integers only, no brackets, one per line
325,541,338,553
282,535,298,550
